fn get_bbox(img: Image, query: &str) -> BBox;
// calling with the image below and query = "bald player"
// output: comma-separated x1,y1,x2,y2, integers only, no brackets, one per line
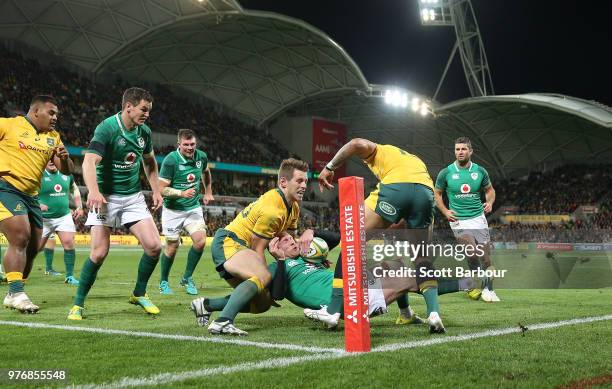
0,95,73,312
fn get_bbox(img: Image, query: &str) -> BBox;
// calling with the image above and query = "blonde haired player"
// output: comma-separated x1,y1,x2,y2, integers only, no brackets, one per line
207,158,314,335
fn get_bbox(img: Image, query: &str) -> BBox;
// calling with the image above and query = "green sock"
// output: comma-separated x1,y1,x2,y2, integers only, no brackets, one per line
437,279,460,295
205,296,231,311
422,287,440,315
64,249,76,277
9,280,24,294
205,296,252,313
134,253,159,297
44,248,54,271
328,284,343,315
183,247,203,279
160,253,173,283
217,279,258,322
73,258,101,307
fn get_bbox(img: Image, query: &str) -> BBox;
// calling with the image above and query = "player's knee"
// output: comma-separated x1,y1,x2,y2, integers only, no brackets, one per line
192,238,206,252
164,237,179,257
8,228,31,249
90,246,109,262
146,244,162,258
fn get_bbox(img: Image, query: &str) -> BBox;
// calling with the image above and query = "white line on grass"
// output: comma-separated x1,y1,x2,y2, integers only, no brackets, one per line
70,313,612,388
372,314,612,353
71,353,349,389
0,320,344,354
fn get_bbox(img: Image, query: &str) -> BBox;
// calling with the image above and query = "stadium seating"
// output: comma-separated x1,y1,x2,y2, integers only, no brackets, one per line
0,47,299,167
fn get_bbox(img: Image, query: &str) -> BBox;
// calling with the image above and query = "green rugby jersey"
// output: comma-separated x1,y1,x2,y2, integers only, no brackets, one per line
39,170,74,219
435,161,491,220
87,113,153,195
159,149,208,211
269,258,332,309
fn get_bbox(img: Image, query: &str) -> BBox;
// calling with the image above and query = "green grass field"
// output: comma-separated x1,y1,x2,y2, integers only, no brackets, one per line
1,246,611,388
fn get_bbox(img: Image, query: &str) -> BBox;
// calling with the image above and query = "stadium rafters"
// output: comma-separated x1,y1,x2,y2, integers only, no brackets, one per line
0,0,368,125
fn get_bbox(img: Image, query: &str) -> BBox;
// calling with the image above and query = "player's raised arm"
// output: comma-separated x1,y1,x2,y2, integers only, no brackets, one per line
318,138,377,191
142,152,162,211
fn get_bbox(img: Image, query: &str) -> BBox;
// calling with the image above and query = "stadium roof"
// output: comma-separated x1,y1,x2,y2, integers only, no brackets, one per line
0,0,368,125
283,92,612,179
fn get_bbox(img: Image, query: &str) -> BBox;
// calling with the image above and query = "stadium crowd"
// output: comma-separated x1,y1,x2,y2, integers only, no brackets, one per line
493,164,611,214
0,47,298,167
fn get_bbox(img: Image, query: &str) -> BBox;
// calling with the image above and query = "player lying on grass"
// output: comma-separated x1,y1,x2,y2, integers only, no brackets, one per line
206,158,314,335
191,232,474,332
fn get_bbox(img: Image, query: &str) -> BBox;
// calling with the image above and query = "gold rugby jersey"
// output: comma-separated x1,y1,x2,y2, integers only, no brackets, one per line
0,116,62,195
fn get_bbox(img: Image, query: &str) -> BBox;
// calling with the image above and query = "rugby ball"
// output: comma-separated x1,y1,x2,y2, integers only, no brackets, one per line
305,237,329,263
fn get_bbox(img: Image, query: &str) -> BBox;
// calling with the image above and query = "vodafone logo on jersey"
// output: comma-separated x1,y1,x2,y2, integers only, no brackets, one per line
187,173,195,183
461,184,471,193
54,184,62,193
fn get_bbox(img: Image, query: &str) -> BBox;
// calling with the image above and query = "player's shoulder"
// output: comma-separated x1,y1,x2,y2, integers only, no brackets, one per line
162,150,178,163
196,149,208,160
139,123,153,136
438,165,451,176
97,114,119,132
260,188,287,211
474,163,488,173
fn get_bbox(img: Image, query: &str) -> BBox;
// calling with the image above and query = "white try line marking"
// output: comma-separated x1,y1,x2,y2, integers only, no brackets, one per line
0,320,343,354
70,313,612,389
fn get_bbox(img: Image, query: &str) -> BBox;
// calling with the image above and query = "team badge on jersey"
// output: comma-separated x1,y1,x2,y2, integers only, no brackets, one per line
62,176,68,181
125,152,136,164
461,184,471,193
196,160,202,169
137,137,145,148
379,201,397,216
47,138,55,146
471,172,478,180
54,184,62,192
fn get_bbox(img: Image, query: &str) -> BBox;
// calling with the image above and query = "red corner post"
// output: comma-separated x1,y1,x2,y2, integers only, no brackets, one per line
338,176,371,352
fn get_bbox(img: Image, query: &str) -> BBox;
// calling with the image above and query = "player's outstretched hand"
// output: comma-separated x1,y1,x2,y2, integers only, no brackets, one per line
203,192,214,205
87,190,107,213
269,237,286,260
444,209,457,222
151,192,163,211
483,202,493,214
318,167,335,192
181,188,196,199
298,228,314,257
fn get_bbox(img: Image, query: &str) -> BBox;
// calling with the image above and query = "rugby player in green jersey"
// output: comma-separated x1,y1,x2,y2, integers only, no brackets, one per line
38,160,83,284
158,129,213,295
68,87,163,320
434,137,499,302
